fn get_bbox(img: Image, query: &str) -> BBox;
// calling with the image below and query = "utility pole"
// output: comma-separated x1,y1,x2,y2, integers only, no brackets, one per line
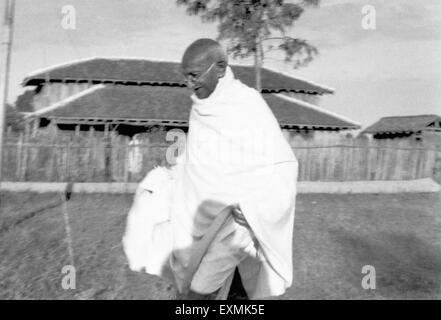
0,0,16,187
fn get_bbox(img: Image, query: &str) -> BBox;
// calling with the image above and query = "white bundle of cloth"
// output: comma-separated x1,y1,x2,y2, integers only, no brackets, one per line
123,66,298,299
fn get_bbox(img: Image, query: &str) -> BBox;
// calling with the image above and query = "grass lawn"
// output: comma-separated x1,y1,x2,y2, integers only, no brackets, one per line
0,191,440,300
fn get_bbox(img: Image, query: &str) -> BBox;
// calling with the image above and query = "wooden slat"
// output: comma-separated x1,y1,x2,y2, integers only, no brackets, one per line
4,129,440,183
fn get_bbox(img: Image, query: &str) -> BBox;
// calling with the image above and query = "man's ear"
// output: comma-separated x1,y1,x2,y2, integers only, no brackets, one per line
216,61,228,78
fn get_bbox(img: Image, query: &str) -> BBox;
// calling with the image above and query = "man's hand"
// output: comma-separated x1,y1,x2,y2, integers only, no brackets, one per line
231,204,259,252
231,204,249,228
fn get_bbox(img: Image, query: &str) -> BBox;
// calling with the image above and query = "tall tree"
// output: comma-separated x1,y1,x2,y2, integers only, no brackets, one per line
177,0,320,91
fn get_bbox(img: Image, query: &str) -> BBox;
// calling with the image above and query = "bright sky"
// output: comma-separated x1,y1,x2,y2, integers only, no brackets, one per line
3,0,441,127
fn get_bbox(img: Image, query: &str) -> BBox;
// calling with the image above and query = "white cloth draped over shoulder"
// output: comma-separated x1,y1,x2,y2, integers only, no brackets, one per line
123,66,298,299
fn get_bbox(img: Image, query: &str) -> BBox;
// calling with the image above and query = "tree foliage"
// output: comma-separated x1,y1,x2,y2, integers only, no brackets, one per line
177,0,320,90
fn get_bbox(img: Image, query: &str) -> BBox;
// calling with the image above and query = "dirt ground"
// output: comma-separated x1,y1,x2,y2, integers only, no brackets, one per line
0,191,440,300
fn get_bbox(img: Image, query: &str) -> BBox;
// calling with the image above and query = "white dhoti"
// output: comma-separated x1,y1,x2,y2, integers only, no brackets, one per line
190,216,258,295
123,66,298,299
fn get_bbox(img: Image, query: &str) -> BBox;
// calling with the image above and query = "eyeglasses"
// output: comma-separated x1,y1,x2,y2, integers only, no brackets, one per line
182,62,216,87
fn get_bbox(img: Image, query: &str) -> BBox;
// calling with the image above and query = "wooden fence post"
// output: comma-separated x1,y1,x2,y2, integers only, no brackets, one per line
373,139,382,180
364,138,372,180
15,132,23,181
382,139,392,180
408,139,419,180
46,124,57,181
5,130,440,183
20,126,30,181
104,131,113,182
65,142,71,182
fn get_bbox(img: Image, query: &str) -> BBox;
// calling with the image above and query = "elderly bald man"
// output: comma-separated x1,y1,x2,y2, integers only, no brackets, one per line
172,38,299,299
123,38,298,300
181,39,228,99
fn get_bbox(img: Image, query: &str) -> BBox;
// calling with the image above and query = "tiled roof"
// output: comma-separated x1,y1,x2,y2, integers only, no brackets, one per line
23,57,334,95
36,85,359,129
362,115,441,134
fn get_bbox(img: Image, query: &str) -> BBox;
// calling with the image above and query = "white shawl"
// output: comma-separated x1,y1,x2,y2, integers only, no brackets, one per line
123,66,298,299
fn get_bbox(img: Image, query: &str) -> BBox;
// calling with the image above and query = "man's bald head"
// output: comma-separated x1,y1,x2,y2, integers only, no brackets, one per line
182,38,228,66
181,39,229,99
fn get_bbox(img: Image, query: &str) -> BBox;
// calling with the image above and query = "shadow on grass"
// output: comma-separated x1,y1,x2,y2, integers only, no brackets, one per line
331,229,441,297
